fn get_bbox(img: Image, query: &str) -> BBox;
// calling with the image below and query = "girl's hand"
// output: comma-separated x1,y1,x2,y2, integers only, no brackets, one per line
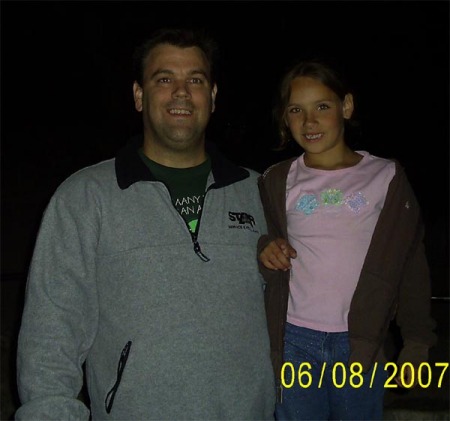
259,238,297,271
394,365,418,388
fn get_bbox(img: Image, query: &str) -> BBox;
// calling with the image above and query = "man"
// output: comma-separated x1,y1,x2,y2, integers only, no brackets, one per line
16,27,275,420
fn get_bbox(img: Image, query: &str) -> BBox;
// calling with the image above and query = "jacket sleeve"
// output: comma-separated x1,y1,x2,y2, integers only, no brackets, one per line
348,162,437,371
257,170,290,380
394,169,437,368
15,184,99,420
257,174,281,280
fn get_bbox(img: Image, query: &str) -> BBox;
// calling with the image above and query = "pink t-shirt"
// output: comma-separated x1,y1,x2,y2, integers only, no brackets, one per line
286,151,395,332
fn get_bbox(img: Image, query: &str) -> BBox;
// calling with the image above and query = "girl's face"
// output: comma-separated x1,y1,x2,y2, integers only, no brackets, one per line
285,76,353,156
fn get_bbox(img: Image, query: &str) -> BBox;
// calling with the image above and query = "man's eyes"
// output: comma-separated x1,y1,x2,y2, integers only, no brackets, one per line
156,77,205,84
189,78,204,84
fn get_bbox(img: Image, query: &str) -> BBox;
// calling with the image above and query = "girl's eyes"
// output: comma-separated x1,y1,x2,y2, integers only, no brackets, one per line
288,103,331,113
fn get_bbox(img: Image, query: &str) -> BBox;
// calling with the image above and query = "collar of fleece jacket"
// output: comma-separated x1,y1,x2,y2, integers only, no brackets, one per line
115,135,250,190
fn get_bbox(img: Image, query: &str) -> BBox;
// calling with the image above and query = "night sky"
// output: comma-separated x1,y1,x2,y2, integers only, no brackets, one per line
1,1,449,294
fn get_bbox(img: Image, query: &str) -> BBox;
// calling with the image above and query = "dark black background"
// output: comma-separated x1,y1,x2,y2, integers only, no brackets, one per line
1,1,449,295
0,3,449,418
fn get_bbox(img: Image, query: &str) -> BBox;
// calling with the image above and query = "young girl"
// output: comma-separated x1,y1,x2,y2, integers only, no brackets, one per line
258,60,436,420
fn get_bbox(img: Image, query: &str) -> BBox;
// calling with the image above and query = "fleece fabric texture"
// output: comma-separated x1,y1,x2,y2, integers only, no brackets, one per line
16,137,275,420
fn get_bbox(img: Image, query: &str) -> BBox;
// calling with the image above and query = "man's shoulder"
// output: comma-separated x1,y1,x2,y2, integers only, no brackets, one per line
241,166,261,180
54,158,116,196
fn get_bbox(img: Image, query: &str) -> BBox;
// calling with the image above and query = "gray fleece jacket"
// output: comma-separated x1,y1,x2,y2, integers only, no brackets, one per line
16,137,276,421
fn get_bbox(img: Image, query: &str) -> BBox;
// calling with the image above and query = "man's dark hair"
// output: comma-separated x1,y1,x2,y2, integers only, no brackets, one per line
132,27,219,86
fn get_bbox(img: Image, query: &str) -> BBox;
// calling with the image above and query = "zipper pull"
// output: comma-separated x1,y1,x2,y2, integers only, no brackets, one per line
192,237,210,262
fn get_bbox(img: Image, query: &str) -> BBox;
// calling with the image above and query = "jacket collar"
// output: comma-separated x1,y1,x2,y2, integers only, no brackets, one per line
115,134,249,190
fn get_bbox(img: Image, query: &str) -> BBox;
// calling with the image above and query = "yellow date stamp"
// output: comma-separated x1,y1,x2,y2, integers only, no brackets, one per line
280,361,449,389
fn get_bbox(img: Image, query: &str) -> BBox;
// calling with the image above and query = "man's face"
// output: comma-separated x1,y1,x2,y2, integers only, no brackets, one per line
133,44,217,155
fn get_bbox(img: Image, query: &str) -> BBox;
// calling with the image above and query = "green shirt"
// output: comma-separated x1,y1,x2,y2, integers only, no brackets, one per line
139,149,211,234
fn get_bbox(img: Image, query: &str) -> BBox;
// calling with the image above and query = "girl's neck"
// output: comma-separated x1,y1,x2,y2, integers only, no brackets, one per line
304,149,363,170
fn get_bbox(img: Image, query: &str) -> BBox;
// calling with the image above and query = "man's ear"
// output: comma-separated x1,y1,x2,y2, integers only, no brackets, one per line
133,81,143,112
343,93,354,119
211,84,218,113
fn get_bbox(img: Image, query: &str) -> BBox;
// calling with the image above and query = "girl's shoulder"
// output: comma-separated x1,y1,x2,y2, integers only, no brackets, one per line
358,151,399,175
260,156,298,181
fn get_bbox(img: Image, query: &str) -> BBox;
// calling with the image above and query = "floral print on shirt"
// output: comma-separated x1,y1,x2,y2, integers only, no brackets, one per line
295,189,368,215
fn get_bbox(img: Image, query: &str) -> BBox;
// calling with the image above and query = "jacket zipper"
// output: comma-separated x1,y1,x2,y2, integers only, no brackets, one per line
157,181,211,262
192,232,210,262
105,341,132,414
189,184,213,262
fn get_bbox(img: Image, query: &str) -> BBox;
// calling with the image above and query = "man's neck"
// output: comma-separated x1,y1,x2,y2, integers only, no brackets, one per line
142,140,207,169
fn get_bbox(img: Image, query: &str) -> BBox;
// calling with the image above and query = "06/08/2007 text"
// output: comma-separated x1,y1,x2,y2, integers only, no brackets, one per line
280,361,449,389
